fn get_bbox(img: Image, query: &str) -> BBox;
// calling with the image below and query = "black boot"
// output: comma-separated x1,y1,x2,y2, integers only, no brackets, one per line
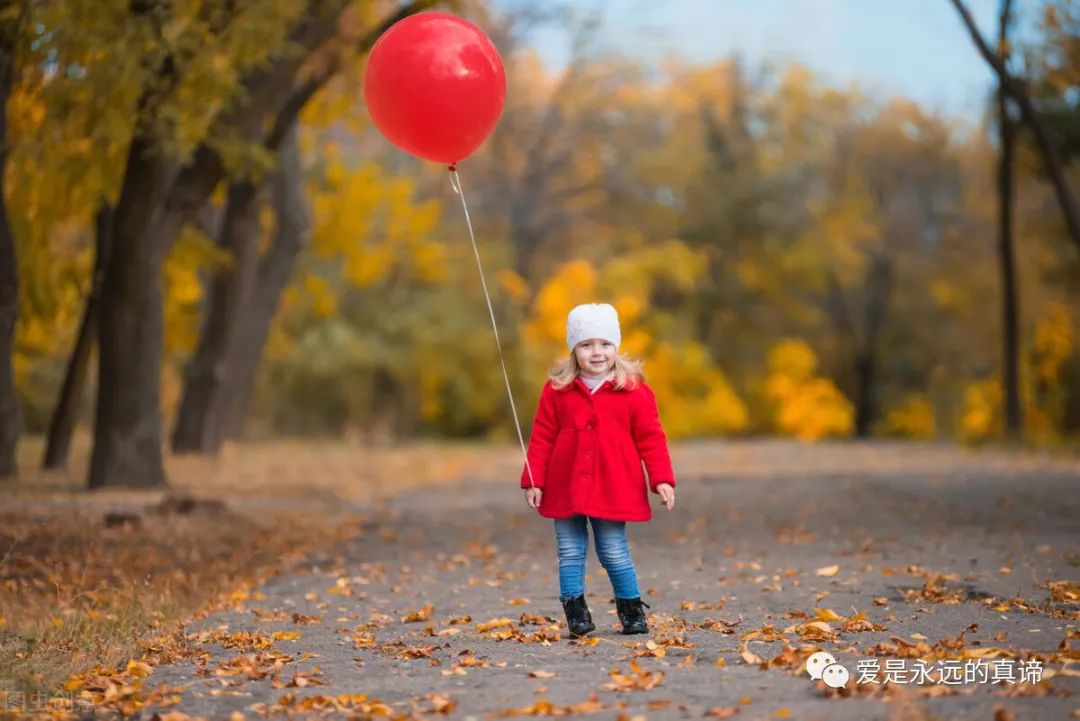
561,594,595,637
615,597,651,634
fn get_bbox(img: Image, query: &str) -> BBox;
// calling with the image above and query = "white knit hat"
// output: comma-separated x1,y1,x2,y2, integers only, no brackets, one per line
566,303,621,352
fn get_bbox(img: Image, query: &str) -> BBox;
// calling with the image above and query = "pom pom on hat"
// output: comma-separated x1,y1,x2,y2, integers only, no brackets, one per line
566,303,621,352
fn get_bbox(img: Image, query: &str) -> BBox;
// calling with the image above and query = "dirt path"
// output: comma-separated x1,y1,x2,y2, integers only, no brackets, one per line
139,441,1080,720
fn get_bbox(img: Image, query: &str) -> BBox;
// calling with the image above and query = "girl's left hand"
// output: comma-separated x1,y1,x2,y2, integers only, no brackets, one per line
656,483,675,511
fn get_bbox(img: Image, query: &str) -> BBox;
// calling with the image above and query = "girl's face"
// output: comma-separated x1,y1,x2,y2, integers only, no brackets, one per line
574,338,616,377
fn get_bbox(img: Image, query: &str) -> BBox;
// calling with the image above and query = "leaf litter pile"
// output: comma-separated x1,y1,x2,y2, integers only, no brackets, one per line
0,440,524,716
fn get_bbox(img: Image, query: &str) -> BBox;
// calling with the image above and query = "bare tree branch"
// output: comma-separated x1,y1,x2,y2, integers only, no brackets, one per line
265,0,440,151
948,0,1080,254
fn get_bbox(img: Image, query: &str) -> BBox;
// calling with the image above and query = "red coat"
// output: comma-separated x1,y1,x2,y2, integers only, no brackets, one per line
520,375,676,522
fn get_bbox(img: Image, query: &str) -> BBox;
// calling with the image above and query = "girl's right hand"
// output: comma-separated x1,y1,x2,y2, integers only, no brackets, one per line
524,488,543,510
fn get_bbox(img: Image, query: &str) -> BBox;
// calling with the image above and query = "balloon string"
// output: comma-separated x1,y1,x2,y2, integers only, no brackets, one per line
448,166,537,490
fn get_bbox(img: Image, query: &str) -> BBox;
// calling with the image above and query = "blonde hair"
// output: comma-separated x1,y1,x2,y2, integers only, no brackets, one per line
548,347,644,391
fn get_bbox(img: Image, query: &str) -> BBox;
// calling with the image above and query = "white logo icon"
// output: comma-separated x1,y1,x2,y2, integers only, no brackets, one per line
804,651,837,680
821,662,850,689
805,652,850,689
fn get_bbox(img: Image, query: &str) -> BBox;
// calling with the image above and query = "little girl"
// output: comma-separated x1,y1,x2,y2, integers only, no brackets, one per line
520,302,676,637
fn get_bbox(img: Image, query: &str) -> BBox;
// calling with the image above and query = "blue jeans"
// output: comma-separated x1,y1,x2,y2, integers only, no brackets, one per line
554,515,641,601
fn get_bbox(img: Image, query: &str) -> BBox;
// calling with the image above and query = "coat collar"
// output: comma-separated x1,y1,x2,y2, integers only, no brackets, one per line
571,373,616,395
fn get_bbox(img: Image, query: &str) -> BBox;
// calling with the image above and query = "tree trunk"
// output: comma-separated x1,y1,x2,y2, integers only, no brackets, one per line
42,206,112,468
172,124,308,453
853,253,893,437
0,14,20,479
997,0,1023,439
221,126,309,441
89,138,174,489
171,180,261,453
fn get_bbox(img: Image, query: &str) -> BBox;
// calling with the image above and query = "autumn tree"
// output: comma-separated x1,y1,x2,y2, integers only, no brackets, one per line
65,0,435,486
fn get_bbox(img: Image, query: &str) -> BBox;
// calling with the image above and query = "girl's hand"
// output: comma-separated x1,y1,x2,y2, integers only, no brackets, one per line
524,488,543,510
656,483,675,511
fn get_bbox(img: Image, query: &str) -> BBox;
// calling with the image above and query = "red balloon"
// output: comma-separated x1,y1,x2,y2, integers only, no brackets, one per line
364,12,506,165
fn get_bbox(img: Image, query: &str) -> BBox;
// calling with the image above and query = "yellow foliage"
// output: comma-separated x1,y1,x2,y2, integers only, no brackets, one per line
526,260,597,348
307,153,444,299
343,243,394,288
497,269,529,301
417,362,443,422
163,226,233,355
959,379,1001,444
613,294,644,324
1032,302,1073,384
409,238,448,284
15,316,57,356
600,239,705,296
766,340,818,382
882,395,936,439
620,329,651,358
639,342,749,438
929,279,962,312
764,340,853,440
776,379,854,441
302,272,338,319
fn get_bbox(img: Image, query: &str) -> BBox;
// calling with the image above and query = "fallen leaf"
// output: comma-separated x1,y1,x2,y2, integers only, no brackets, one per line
814,608,844,622
476,617,514,632
401,604,434,623
272,630,301,641
740,644,764,665
816,565,839,577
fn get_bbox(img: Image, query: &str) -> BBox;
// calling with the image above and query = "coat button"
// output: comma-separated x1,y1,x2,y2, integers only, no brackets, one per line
585,451,592,458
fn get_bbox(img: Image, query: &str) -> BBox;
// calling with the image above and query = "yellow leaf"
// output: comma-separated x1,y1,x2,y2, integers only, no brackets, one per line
273,630,302,641
816,565,839,577
814,607,844,622
740,644,764,665
125,660,153,677
475,618,514,632
402,604,434,622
